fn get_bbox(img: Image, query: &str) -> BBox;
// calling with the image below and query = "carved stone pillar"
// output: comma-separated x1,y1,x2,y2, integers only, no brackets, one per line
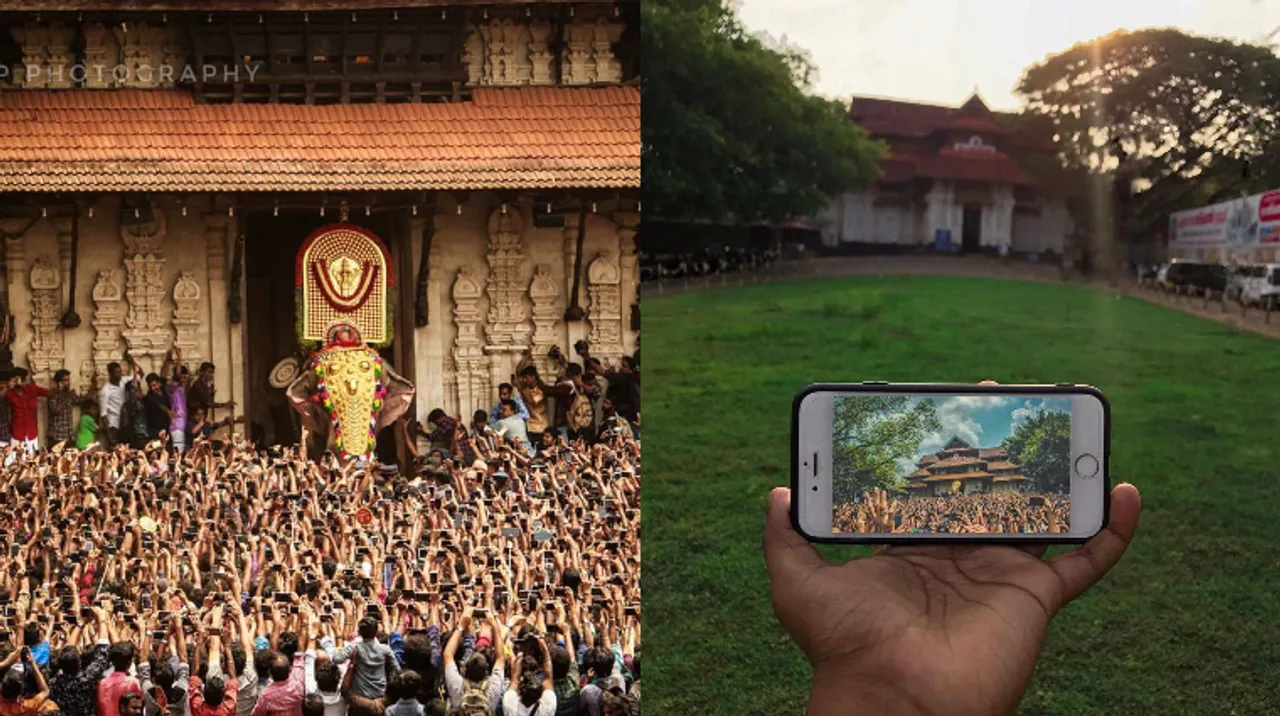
529,22,554,85
462,25,485,86
120,204,169,373
28,259,63,382
561,21,594,85
483,206,531,387
87,270,124,384
46,22,74,89
204,215,229,380
82,24,114,89
451,266,487,420
172,272,201,363
528,265,560,369
613,210,640,356
3,230,29,367
16,23,48,88
586,252,624,363
590,18,625,84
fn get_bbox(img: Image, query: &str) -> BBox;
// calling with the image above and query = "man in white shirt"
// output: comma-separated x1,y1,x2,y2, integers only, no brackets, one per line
99,358,135,447
493,400,531,456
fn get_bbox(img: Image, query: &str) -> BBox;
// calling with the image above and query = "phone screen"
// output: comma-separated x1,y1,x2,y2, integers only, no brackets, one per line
795,386,1107,540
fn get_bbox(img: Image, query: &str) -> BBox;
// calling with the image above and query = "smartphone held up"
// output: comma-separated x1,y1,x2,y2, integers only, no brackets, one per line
792,383,1109,543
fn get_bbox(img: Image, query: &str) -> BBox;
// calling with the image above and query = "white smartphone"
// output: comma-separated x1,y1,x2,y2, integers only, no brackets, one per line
792,383,1109,543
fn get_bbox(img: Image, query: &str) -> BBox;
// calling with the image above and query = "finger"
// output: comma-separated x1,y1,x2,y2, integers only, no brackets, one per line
978,379,999,385
1017,545,1049,559
763,488,828,591
1046,483,1140,606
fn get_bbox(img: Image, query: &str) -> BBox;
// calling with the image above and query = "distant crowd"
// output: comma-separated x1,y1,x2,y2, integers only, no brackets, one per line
639,247,777,282
834,489,1071,535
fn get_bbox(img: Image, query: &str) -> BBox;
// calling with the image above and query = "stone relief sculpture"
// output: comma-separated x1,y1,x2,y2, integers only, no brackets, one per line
460,15,621,87
484,207,530,349
121,204,169,373
28,258,63,381
462,25,486,86
171,271,202,364
86,269,124,384
451,265,488,419
528,22,555,85
528,264,561,377
587,251,624,361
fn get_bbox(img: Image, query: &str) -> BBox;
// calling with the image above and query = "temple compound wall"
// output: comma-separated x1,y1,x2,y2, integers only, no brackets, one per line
0,193,638,446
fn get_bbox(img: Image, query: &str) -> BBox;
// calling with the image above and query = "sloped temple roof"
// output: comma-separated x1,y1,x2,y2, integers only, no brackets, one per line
849,94,1040,186
0,86,640,191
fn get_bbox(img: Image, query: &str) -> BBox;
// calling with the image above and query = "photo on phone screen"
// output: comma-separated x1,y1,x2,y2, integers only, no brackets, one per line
795,385,1107,541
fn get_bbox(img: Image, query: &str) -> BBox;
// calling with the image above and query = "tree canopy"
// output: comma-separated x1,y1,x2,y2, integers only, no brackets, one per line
641,0,883,223
1015,28,1280,243
831,396,941,503
1002,410,1071,494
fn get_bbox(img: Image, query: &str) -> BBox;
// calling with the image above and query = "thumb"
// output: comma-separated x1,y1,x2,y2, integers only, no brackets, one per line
763,488,828,596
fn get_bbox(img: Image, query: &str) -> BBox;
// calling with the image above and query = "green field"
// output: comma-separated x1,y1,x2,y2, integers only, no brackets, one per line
643,275,1280,715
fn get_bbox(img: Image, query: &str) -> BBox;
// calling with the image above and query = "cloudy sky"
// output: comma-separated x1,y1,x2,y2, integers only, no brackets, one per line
736,0,1280,110
901,396,1069,476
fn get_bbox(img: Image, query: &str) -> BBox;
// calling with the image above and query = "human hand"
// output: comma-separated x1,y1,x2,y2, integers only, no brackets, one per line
763,485,1140,716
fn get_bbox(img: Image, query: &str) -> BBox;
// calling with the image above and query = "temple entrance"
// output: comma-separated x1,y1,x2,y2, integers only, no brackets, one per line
244,208,403,463
961,204,982,253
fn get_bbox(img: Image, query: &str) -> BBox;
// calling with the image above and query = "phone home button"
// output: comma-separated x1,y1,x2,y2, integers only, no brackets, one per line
1074,453,1099,479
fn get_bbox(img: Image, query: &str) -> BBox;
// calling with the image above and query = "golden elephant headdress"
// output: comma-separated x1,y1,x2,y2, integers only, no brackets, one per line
296,223,394,348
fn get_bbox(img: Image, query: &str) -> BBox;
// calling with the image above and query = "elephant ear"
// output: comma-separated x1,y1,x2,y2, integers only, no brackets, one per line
286,369,327,436
376,364,416,432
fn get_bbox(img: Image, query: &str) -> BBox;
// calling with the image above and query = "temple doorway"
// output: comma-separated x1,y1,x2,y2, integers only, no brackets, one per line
961,204,982,253
244,208,402,463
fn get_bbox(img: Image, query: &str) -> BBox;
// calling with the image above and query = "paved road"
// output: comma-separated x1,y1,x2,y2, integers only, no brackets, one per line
641,255,1280,341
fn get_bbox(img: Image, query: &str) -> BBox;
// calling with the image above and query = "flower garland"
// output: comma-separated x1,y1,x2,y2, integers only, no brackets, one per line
311,352,387,460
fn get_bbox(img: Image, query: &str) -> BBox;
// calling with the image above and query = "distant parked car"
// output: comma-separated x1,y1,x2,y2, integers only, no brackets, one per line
1240,264,1280,308
1159,260,1225,294
1225,265,1256,301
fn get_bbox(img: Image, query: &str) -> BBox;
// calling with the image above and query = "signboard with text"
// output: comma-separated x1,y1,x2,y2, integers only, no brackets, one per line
1169,189,1280,249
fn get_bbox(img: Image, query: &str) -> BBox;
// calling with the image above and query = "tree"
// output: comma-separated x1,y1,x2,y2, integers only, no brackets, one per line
1002,410,1071,494
831,397,941,503
642,0,883,223
1015,28,1280,247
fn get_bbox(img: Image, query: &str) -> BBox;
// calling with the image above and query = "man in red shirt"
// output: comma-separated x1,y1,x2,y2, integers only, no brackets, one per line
97,642,142,716
5,368,49,453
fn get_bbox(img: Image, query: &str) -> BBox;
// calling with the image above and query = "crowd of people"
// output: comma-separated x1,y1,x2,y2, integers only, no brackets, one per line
638,247,777,283
0,341,641,716
0,347,236,458
406,343,639,463
833,488,1071,534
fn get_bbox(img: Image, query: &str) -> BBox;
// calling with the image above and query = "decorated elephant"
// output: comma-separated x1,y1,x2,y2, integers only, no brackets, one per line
283,219,414,460
286,324,414,459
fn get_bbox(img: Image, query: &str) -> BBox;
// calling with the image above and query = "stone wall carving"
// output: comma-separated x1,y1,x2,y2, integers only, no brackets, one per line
81,24,118,89
171,272,202,363
463,15,619,87
528,264,560,377
28,259,63,381
14,23,48,87
86,269,124,383
451,266,489,419
484,207,530,349
528,22,555,85
112,23,176,89
121,205,169,373
462,25,485,86
479,18,531,86
587,251,624,361
7,21,180,89
562,18,624,85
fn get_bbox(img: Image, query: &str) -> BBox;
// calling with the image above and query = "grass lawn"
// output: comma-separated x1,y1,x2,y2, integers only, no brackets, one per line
643,275,1280,715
